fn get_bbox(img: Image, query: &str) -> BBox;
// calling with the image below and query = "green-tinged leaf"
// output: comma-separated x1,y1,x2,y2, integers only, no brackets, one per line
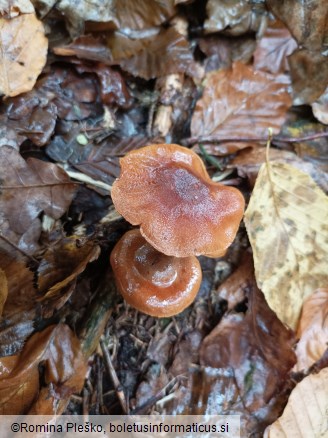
244,158,328,329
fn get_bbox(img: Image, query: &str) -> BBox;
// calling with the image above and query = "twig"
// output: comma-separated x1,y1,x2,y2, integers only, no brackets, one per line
100,337,129,414
182,131,328,146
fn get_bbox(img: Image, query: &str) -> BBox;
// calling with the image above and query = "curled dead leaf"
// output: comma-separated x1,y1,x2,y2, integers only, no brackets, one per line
0,13,48,97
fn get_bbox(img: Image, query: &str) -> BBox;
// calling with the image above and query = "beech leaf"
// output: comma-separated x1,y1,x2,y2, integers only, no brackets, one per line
0,268,8,318
264,367,328,437
294,288,328,371
0,146,76,236
244,151,328,329
191,62,291,154
0,14,48,97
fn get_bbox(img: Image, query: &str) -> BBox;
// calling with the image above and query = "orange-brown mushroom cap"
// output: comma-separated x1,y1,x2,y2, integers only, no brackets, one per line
111,144,245,258
110,229,202,317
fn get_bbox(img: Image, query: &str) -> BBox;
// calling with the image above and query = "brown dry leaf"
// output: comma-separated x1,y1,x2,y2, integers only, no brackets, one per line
0,14,48,97
0,268,8,318
244,154,328,329
0,324,87,415
254,19,297,75
294,288,328,371
264,367,328,437
0,146,76,242
190,62,291,155
312,87,328,125
231,147,328,192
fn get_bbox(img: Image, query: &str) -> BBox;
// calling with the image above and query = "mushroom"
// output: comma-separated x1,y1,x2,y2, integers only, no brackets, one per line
111,144,245,258
110,229,202,317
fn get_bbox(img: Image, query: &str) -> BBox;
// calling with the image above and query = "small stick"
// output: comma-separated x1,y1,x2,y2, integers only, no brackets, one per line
100,337,129,414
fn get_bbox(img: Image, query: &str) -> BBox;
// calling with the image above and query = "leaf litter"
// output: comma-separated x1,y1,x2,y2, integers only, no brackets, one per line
0,0,327,436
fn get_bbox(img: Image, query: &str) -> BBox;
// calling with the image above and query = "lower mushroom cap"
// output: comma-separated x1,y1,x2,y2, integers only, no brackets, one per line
110,229,202,317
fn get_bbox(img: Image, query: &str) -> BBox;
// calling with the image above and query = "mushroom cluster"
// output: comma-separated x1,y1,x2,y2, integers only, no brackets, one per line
110,144,244,317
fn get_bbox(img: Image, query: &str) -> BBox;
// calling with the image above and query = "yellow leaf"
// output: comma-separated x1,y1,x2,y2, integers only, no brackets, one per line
244,154,328,329
264,367,328,437
0,13,48,97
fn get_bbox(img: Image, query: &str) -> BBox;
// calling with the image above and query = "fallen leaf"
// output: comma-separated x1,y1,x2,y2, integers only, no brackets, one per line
204,0,264,36
231,147,328,192
0,324,87,415
312,87,328,125
190,62,291,154
37,236,100,315
0,269,8,318
266,0,328,51
0,13,48,97
244,154,328,329
254,19,297,75
0,146,76,245
288,48,328,105
0,310,35,357
294,288,328,371
264,367,328,437
0,247,36,319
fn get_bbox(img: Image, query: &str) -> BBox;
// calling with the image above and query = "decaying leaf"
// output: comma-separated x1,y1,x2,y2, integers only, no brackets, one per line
254,19,297,75
0,13,48,97
0,146,76,246
37,236,100,315
244,154,328,329
294,288,328,371
264,367,328,437
0,0,34,17
0,324,87,415
191,62,291,155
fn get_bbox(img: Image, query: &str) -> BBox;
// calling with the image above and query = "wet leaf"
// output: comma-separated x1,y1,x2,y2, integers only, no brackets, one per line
0,248,36,319
264,367,328,437
0,147,76,244
294,288,328,371
244,155,328,329
0,324,87,415
254,19,297,75
0,13,48,97
204,0,264,36
191,62,291,154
